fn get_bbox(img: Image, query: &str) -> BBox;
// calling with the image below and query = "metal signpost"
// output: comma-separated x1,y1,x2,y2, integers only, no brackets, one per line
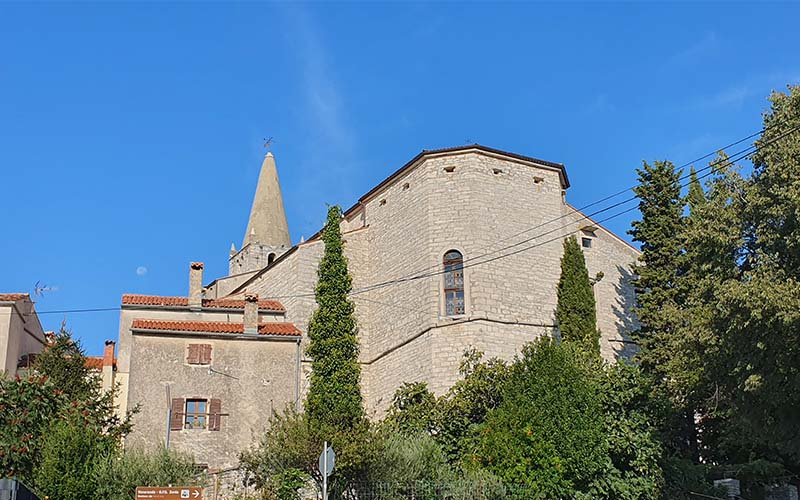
135,487,202,500
318,442,335,500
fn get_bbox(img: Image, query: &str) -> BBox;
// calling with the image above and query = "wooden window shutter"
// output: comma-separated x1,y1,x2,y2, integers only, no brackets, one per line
187,344,200,364
201,344,212,365
209,398,222,431
170,398,185,431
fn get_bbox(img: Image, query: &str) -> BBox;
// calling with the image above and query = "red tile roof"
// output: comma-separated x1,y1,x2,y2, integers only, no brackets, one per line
121,294,284,311
85,356,116,370
0,293,30,302
131,319,301,336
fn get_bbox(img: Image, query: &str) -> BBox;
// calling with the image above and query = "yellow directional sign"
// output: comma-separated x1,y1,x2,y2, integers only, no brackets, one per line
135,487,202,499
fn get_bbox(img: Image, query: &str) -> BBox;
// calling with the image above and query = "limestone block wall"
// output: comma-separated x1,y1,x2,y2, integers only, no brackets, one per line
238,149,640,415
126,334,299,470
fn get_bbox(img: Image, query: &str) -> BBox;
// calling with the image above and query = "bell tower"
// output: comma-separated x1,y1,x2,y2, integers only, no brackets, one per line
229,152,291,275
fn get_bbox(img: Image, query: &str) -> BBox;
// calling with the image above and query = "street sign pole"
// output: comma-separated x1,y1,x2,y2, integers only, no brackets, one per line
322,441,327,500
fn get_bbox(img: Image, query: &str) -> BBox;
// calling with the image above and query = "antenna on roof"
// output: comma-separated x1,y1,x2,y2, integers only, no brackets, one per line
33,281,54,298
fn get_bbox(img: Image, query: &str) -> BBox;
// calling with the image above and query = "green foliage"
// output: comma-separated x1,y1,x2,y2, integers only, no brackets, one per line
556,236,600,354
468,339,607,498
241,407,382,499
33,323,98,402
306,205,364,434
93,447,204,500
0,374,65,479
435,349,509,464
629,159,686,381
32,415,117,500
593,362,665,500
686,166,705,214
384,382,437,435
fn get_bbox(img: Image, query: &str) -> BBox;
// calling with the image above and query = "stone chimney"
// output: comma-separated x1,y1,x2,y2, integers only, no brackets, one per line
189,262,204,309
244,293,259,334
101,340,115,393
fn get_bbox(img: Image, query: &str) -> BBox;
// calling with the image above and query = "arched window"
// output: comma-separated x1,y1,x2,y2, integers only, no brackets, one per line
267,253,276,265
443,250,465,316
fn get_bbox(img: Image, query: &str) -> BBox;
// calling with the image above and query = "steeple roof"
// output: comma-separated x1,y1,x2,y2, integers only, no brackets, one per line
243,152,291,248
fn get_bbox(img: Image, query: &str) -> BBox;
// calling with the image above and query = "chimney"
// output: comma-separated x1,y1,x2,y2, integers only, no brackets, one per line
244,293,259,334
101,340,115,393
189,262,204,309
103,340,115,368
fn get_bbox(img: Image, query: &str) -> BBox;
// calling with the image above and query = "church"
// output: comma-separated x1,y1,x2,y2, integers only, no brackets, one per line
115,144,639,472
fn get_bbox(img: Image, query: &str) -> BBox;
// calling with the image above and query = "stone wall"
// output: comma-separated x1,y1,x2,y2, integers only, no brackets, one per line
246,149,639,415
125,332,299,470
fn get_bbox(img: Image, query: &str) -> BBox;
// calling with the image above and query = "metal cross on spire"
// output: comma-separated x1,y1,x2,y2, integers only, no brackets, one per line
263,137,275,150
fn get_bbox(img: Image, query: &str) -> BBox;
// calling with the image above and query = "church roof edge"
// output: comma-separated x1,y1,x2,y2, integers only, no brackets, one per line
342,144,569,219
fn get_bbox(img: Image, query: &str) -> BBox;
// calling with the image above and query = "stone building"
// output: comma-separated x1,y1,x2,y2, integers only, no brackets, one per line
0,293,47,377
118,144,639,471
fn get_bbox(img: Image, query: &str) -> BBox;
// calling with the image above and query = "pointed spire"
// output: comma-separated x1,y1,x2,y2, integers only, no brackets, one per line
243,152,291,249
230,243,237,256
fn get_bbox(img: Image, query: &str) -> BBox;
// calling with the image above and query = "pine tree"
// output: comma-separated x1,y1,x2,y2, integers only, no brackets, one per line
306,205,364,432
628,160,685,379
686,166,705,214
556,236,600,355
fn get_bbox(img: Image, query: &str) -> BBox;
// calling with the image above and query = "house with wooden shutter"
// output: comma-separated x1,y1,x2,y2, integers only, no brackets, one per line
116,146,640,479
116,265,302,472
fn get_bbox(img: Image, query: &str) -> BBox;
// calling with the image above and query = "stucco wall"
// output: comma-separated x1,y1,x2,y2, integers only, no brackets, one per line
0,298,46,377
125,333,299,470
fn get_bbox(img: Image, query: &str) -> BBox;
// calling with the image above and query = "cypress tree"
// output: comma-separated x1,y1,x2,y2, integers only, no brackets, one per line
556,236,600,354
305,205,364,432
628,160,685,378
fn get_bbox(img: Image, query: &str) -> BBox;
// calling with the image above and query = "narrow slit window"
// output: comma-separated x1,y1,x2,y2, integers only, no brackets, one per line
582,237,593,248
443,250,465,316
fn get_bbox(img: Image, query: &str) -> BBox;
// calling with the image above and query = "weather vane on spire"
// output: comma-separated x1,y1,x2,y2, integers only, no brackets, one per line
263,137,275,151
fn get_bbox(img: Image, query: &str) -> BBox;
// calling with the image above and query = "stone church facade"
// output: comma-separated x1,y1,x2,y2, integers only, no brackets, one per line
117,144,639,471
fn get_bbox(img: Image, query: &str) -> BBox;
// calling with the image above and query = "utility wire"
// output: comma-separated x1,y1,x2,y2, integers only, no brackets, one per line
29,124,798,315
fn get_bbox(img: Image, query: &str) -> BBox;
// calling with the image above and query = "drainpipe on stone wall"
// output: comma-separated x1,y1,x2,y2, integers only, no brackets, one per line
189,262,204,310
295,339,301,410
243,294,258,334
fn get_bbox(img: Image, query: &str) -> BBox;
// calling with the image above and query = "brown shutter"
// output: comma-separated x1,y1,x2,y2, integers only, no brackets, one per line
209,398,221,431
187,344,199,364
170,398,185,431
201,344,212,365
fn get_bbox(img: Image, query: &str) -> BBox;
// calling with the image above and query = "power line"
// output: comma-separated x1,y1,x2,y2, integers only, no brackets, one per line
338,126,774,291
29,124,798,316
349,124,799,295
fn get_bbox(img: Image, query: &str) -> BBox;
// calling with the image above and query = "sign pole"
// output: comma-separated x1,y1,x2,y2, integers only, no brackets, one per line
322,441,328,500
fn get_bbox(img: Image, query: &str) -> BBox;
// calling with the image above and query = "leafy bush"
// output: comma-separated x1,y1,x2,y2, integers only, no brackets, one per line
93,447,204,500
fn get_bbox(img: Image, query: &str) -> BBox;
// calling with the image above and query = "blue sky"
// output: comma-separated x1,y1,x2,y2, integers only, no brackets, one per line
1,2,798,355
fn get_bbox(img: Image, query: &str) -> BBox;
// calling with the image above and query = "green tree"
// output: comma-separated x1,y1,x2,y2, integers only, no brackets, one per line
93,447,204,500
384,382,438,436
468,339,607,499
686,166,705,214
33,415,117,500
0,375,65,480
556,235,600,354
33,323,98,402
306,205,364,432
434,349,509,464
629,159,685,380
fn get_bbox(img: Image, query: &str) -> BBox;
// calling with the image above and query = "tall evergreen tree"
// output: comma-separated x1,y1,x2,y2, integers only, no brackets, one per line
686,166,705,214
628,160,685,380
556,236,600,354
306,205,364,432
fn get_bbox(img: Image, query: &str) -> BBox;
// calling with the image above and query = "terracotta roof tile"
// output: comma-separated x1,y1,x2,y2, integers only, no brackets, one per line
121,294,284,311
85,356,116,370
131,319,301,336
0,293,30,302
